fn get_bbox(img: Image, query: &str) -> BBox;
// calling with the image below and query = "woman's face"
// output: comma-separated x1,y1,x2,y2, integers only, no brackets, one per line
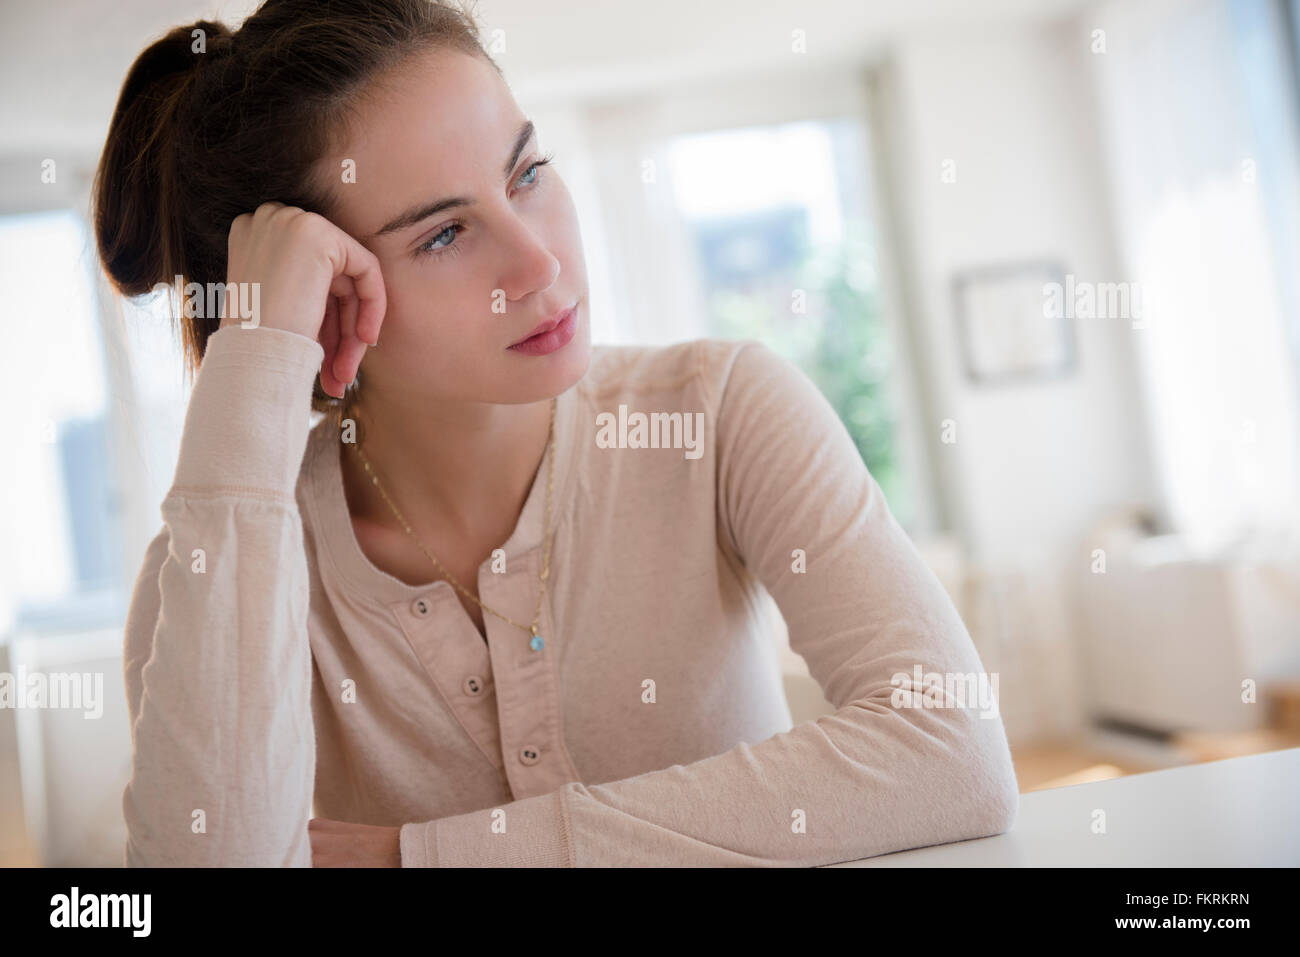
310,46,591,407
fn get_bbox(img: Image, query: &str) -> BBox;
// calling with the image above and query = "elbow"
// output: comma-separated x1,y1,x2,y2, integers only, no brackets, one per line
124,792,312,867
123,787,217,868
923,705,1020,841
124,819,201,868
981,765,1020,837
958,726,1021,839
124,837,157,869
124,825,186,868
944,759,1019,844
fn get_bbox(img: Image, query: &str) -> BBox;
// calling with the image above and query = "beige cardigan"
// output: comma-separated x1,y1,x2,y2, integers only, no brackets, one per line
122,323,1019,866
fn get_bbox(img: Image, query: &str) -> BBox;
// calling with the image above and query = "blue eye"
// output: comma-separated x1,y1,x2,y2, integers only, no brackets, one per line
515,151,555,189
413,151,555,260
417,223,462,255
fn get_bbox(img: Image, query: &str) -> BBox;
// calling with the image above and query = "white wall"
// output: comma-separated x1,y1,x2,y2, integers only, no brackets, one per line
879,20,1159,566
872,15,1164,741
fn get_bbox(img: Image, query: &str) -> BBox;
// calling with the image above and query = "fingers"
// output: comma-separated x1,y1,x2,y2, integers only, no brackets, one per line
316,229,385,398
225,203,384,395
318,294,343,398
322,273,362,393
334,232,386,347
332,282,366,390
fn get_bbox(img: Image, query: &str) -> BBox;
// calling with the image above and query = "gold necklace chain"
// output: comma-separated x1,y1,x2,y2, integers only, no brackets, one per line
349,396,556,650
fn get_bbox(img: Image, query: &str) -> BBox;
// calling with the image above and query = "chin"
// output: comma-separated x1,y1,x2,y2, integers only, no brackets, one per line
522,338,591,404
506,307,593,401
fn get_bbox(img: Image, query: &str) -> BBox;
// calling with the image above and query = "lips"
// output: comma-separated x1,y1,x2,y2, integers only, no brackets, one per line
511,304,577,347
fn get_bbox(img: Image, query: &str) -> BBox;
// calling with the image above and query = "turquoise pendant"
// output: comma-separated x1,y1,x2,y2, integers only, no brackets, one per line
529,634,545,651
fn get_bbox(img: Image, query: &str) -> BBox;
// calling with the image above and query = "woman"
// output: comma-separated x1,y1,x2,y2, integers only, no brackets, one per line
95,0,1019,867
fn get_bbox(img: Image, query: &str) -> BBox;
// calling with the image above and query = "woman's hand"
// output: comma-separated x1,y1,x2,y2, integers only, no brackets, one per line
222,200,388,398
308,817,402,867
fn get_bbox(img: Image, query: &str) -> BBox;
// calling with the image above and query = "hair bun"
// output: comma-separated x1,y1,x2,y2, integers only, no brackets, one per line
186,19,236,63
117,20,232,112
92,19,234,299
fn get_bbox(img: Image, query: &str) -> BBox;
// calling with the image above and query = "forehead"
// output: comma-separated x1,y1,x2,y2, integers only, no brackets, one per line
320,47,520,236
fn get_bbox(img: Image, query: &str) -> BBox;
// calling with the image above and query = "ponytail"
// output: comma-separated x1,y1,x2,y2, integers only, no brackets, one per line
92,20,235,379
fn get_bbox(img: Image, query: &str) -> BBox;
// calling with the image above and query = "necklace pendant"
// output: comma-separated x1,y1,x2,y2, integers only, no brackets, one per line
529,634,545,651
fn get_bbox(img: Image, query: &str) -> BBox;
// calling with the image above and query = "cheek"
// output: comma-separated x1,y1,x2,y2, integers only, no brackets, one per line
543,180,584,265
368,280,462,370
382,261,484,333
549,177,578,227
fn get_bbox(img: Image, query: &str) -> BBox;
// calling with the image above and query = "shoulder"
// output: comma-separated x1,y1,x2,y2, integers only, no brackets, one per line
582,337,778,407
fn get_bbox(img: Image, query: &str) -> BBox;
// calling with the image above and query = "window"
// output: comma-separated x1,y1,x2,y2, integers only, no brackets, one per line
662,119,910,524
0,210,115,633
0,208,188,639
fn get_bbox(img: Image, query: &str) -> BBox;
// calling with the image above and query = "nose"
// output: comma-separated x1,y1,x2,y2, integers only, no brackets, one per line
495,213,560,305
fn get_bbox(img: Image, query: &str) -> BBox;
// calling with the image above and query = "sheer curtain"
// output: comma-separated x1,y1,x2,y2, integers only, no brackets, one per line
1089,0,1300,553
580,97,711,346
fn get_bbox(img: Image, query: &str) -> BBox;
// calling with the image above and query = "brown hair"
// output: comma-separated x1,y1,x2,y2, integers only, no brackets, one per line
92,0,499,420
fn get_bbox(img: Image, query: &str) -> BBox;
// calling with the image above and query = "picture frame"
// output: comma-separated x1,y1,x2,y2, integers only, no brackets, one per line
951,261,1077,385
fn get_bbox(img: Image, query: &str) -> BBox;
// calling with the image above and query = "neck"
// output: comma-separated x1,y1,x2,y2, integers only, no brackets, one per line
341,386,554,550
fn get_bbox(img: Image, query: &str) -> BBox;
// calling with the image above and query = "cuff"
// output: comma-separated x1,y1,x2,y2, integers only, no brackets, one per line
399,821,436,867
171,324,325,497
399,789,573,867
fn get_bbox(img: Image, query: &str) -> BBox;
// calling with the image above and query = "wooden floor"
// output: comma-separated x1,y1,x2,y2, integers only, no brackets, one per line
0,846,35,867
1010,741,1151,792
1012,728,1300,792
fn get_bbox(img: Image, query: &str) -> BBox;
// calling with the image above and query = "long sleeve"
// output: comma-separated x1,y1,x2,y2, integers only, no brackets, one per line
122,323,324,866
399,339,1019,867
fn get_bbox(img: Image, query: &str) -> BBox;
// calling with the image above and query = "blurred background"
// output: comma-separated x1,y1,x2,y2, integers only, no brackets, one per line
2,0,1299,866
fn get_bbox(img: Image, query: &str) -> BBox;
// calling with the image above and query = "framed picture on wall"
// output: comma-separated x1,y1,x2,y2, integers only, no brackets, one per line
952,261,1077,384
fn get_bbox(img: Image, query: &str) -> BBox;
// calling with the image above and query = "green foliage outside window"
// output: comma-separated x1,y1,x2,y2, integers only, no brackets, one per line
705,223,910,526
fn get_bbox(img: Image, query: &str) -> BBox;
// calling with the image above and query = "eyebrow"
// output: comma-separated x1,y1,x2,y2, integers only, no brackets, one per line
369,120,536,241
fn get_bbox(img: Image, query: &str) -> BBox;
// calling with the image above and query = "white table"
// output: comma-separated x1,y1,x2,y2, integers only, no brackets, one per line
832,747,1300,866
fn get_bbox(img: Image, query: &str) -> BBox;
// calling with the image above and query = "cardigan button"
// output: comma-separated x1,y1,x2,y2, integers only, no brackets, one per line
463,675,486,696
519,744,541,766
410,597,431,617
